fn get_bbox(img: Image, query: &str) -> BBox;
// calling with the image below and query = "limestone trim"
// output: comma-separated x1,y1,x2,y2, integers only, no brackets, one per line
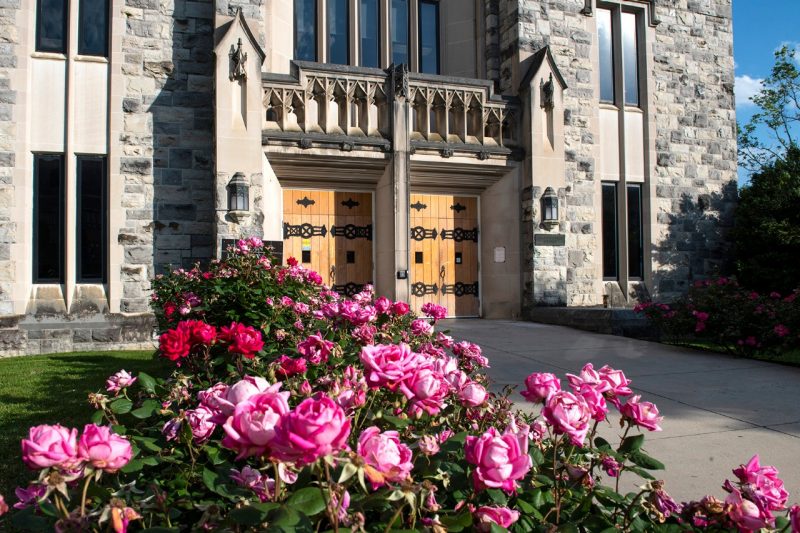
582,0,660,27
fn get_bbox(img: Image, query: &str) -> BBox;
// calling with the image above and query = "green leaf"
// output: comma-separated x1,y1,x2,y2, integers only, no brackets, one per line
439,512,472,531
286,486,327,517
529,446,545,466
132,436,163,452
90,410,105,424
628,450,665,470
131,399,161,419
269,506,313,531
618,434,645,454
120,458,144,473
110,398,133,414
228,506,267,526
382,414,410,429
625,465,656,480
593,485,626,505
138,371,157,393
489,524,508,533
594,436,612,450
486,488,508,505
11,507,51,532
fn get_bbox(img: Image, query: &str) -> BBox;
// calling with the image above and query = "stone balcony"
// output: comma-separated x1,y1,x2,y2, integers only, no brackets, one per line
261,61,522,161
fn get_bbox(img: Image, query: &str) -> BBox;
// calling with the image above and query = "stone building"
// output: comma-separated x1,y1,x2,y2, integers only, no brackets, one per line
0,0,737,355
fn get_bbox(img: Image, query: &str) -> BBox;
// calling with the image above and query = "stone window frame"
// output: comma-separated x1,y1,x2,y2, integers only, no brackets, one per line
592,0,655,292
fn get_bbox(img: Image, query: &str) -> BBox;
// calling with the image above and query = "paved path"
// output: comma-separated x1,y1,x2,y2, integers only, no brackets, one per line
442,319,800,502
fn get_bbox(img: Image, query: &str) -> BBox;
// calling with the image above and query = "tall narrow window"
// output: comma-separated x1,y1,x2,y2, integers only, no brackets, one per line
621,12,639,106
328,0,349,64
597,8,614,103
36,0,68,53
34,154,65,283
418,0,439,74
391,0,409,65
627,184,643,279
294,0,317,61
601,182,618,280
77,156,107,283
78,0,109,56
360,0,380,67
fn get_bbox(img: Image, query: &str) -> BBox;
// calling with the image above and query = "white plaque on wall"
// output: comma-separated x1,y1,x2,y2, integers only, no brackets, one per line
494,246,506,263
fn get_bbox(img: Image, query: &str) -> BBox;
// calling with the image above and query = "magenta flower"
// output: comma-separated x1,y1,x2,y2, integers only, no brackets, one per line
520,372,560,404
399,367,450,416
221,387,291,459
725,487,771,531
105,370,137,394
459,381,488,407
185,405,216,443
359,343,423,390
411,319,434,336
77,424,132,473
620,395,663,432
219,322,264,359
464,423,532,493
297,332,335,364
543,390,592,446
421,302,448,321
270,395,351,465
473,506,520,531
21,424,79,471
566,363,611,394
732,455,789,511
357,426,414,488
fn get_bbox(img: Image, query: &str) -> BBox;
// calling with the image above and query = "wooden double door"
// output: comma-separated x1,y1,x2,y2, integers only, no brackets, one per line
283,190,373,296
409,194,480,317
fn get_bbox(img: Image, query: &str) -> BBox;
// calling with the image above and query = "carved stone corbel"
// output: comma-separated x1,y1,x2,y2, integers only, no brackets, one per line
229,37,247,81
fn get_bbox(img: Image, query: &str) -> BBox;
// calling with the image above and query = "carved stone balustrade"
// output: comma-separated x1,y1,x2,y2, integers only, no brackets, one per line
262,62,520,157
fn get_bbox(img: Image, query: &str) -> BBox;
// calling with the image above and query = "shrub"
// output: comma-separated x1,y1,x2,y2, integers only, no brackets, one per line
636,277,800,356
3,239,799,532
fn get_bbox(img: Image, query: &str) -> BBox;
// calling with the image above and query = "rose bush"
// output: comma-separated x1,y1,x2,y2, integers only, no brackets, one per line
3,239,800,532
636,277,800,357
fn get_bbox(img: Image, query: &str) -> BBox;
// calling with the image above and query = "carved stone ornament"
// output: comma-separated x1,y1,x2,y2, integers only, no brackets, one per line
541,73,555,111
391,63,409,99
229,37,248,81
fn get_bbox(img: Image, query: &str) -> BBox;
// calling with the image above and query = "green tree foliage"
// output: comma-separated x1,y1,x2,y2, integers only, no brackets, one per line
733,146,800,293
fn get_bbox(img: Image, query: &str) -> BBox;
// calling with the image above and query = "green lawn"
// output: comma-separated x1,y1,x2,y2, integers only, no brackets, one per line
668,341,800,366
0,350,170,500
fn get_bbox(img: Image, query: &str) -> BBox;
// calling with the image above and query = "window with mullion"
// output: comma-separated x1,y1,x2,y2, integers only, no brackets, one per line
294,0,317,61
418,0,439,74
33,154,65,283
77,156,107,283
78,0,109,57
601,182,618,280
626,184,643,279
621,11,640,106
36,0,68,53
360,0,380,67
597,8,615,103
328,0,349,65
391,0,409,65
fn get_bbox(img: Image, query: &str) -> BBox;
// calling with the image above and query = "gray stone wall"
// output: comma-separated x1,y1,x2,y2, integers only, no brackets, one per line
515,0,736,308
0,0,19,316
118,0,218,313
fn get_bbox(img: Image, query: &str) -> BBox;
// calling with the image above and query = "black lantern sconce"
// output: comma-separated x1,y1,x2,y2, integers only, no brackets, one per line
541,187,559,228
227,172,250,222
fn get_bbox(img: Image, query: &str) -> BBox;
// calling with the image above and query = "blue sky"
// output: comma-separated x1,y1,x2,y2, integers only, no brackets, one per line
733,0,800,181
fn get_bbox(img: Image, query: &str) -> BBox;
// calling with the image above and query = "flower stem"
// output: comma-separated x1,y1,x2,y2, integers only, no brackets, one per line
384,503,405,533
80,474,93,517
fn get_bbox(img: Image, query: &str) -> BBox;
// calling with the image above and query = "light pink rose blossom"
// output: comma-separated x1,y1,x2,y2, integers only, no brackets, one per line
418,435,440,455
597,365,633,406
359,344,423,390
105,370,137,394
459,381,488,407
726,488,771,531
77,424,132,473
204,376,272,423
566,363,612,394
357,426,414,488
520,372,561,403
297,333,335,364
21,424,79,471
473,506,520,531
421,302,447,321
620,395,663,432
464,423,532,492
185,405,216,443
374,296,392,314
230,466,274,502
399,367,450,416
543,390,592,446
270,395,351,465
0,494,8,517
410,319,434,336
732,454,789,511
574,382,608,421
221,387,290,459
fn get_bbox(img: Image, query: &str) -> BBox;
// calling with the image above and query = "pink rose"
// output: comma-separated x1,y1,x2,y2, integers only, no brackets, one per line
359,343,423,390
297,333,335,364
77,424,132,473
220,322,264,359
106,370,137,394
392,301,410,315
275,355,308,377
473,506,520,531
597,365,633,406
566,363,612,394
543,391,592,446
13,485,46,510
204,376,274,423
726,488,771,531
459,381,488,407
222,387,291,459
789,505,800,533
188,320,217,345
453,341,489,369
230,466,274,502
21,424,79,470
270,395,351,465
357,426,414,488
411,319,434,336
732,455,789,511
340,301,377,325
352,323,377,344
374,296,392,314
421,302,448,321
399,367,449,416
520,372,560,403
620,395,663,432
602,456,621,477
574,382,608,421
185,405,216,443
0,494,8,517
464,423,532,492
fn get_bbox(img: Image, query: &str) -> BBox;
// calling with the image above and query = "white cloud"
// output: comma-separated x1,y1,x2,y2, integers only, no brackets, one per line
734,75,763,107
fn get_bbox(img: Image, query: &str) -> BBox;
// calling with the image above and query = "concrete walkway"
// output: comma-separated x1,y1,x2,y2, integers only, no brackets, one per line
443,319,800,502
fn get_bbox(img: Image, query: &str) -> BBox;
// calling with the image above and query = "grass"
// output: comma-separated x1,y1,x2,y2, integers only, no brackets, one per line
0,350,170,500
667,340,800,366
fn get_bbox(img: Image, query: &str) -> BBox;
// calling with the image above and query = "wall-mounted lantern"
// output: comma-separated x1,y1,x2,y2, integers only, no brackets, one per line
541,187,559,228
227,172,250,222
